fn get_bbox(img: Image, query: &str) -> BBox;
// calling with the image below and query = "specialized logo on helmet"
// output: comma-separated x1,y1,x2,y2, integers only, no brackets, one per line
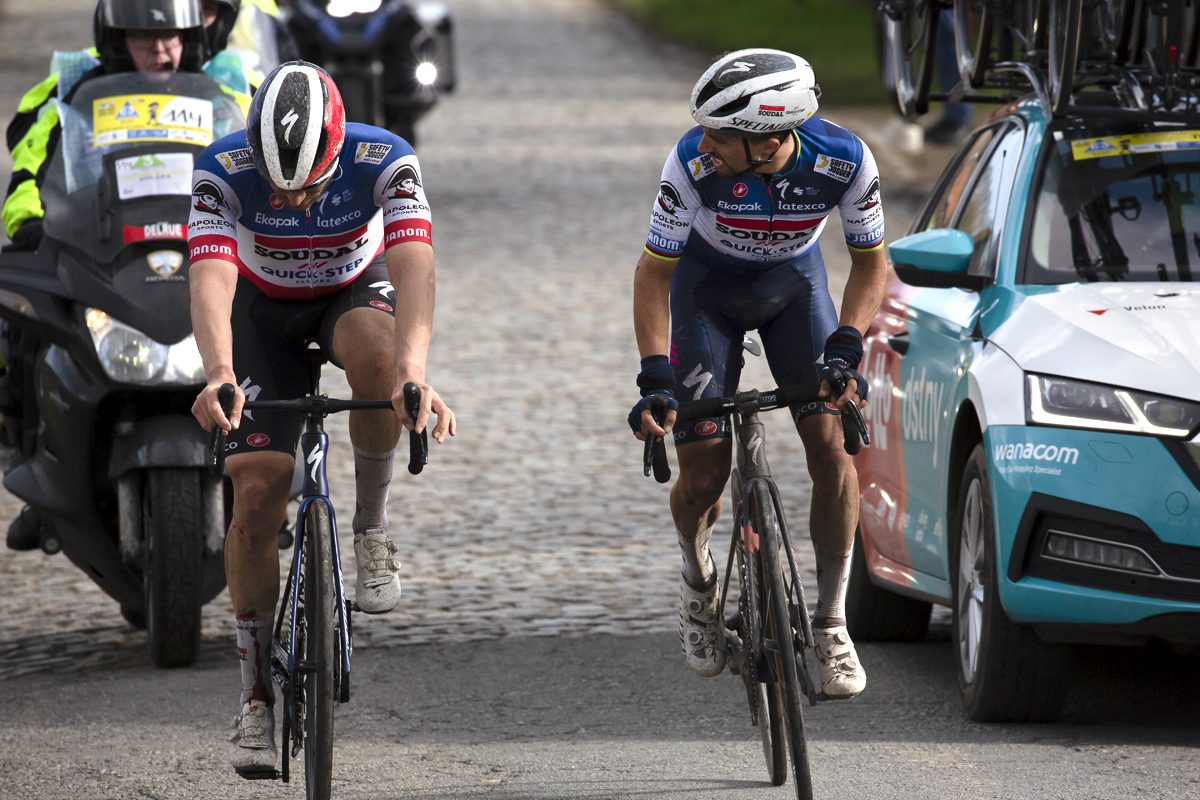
280,108,300,145
657,182,687,216
711,53,795,87
192,180,228,214
151,8,167,22
385,165,422,200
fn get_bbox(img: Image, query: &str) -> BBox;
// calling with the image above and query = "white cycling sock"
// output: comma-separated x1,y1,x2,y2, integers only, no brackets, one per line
236,616,274,707
352,446,394,534
678,525,716,588
812,544,852,627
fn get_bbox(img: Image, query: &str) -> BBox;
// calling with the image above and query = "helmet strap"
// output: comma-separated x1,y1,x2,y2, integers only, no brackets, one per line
742,136,781,172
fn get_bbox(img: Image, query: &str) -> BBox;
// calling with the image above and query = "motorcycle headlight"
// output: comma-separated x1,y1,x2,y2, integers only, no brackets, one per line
1026,374,1200,438
85,308,205,386
415,62,438,86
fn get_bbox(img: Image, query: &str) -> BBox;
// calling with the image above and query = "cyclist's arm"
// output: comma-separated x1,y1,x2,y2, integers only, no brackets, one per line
840,247,887,334
633,250,677,437
189,256,242,431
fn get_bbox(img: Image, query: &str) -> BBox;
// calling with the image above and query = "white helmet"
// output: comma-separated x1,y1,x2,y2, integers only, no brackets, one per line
690,49,820,136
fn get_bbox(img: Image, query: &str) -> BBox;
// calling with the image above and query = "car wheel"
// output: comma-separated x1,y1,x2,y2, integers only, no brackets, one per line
952,444,1070,722
846,526,932,642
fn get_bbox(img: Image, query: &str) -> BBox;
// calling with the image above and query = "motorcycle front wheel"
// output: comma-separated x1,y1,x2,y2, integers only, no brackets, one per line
144,468,205,668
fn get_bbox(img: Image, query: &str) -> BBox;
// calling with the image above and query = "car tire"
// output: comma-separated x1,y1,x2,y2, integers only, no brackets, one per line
846,526,932,642
952,444,1070,722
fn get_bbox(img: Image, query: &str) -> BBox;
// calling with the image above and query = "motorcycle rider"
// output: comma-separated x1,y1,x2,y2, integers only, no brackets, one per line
2,0,254,252
188,61,454,772
630,49,885,698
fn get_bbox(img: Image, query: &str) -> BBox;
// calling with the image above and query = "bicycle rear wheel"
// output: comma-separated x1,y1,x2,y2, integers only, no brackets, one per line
887,0,939,118
750,483,812,800
303,500,336,800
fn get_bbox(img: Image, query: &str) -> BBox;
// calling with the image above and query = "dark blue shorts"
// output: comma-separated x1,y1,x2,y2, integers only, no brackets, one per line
669,249,839,445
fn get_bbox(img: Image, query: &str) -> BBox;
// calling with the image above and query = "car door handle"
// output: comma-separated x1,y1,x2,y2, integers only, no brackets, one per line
887,332,910,355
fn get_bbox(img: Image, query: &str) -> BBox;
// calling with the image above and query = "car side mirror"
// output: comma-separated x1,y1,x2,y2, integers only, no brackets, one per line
889,228,989,290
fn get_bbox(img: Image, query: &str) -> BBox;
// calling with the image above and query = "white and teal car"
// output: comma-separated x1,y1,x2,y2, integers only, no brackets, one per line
845,100,1200,722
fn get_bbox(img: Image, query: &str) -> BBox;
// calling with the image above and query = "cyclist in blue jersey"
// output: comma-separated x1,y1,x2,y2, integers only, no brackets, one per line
630,49,886,699
187,61,455,774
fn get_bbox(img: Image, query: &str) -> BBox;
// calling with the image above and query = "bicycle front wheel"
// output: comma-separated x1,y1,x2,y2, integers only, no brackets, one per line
303,499,336,800
751,483,812,800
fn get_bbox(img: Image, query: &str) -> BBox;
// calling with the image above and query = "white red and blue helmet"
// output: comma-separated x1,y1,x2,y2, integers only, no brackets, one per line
246,61,346,190
691,49,820,136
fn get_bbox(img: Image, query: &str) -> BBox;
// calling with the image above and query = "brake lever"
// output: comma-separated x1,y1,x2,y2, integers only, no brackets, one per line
643,395,672,483
828,369,871,455
207,383,236,477
403,382,429,475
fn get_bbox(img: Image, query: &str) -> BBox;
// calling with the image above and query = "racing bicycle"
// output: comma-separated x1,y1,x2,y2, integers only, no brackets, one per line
207,346,429,800
642,356,869,800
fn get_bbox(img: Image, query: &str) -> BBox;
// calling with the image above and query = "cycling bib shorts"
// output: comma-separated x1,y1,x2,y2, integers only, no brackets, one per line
669,248,839,445
225,257,395,457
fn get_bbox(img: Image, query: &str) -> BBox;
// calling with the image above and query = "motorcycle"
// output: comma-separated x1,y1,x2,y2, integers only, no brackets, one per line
288,0,456,146
0,71,246,668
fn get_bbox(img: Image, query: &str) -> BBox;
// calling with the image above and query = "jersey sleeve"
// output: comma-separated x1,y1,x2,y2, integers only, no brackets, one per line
187,145,244,265
644,149,702,261
369,140,432,249
838,139,884,253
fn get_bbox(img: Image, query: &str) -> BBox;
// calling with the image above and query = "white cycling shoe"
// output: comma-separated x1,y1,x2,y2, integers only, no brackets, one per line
679,564,726,678
354,528,401,614
228,700,276,773
813,624,866,698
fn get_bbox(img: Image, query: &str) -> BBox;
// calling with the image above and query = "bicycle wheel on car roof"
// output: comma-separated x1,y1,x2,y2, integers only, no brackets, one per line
302,499,336,800
1048,0,1083,115
751,481,813,800
887,0,940,118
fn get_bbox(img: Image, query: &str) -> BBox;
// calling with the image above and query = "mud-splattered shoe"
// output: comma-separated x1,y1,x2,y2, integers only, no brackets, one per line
814,624,866,698
354,528,401,614
679,564,726,677
228,700,276,773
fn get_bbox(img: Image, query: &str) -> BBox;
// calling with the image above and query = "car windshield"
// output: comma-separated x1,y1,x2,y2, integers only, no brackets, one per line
57,71,244,194
1024,126,1200,283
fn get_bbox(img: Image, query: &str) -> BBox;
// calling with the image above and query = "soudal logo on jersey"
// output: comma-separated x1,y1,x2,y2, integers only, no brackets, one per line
123,222,185,242
252,224,372,261
714,214,822,242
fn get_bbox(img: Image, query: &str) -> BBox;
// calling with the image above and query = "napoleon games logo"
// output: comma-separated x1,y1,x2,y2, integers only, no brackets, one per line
657,181,687,216
192,180,228,215
853,177,880,212
733,183,748,198
385,165,422,200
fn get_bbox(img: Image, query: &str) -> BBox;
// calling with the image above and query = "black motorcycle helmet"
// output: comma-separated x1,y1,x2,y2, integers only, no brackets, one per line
202,0,242,59
93,0,208,74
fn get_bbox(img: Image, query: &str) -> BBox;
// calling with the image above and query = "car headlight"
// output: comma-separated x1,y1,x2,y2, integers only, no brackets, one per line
85,308,205,386
415,62,438,86
1026,374,1200,438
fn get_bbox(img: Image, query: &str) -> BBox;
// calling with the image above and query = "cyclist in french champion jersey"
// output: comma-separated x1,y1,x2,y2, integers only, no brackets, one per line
630,50,886,699
187,61,455,774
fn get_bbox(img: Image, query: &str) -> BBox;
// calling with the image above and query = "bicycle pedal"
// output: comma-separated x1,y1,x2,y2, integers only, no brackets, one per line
237,768,282,781
816,691,855,703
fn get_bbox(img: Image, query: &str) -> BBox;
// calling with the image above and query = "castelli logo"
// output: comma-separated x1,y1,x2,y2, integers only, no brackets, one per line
694,421,718,435
269,194,285,210
733,183,748,198
247,433,271,447
369,300,393,312
825,402,838,411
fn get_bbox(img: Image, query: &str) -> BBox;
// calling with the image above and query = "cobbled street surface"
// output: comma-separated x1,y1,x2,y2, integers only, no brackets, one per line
0,0,952,678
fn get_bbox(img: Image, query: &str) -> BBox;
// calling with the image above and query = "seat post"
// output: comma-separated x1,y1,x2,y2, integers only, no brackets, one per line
305,343,325,396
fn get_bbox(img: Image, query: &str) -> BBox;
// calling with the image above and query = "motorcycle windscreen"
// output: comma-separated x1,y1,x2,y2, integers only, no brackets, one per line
42,72,246,266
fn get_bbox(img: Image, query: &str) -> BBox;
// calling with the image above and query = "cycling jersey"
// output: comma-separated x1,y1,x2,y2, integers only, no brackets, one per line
187,122,431,300
644,121,884,274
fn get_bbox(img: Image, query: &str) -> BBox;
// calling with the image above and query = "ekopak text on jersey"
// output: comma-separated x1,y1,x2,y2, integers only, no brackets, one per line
645,121,884,274
187,123,432,300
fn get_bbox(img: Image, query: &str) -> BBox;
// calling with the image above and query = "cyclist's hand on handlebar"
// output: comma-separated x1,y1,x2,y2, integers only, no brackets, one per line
629,393,677,442
193,375,244,433
819,362,868,412
393,381,456,443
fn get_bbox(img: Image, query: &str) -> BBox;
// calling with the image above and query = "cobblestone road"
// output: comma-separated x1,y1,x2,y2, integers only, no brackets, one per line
0,0,954,679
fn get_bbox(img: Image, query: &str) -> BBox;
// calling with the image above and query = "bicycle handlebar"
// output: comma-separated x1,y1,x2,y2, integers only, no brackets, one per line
206,381,431,478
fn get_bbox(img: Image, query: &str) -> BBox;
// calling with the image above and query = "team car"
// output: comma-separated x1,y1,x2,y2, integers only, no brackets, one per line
845,97,1200,722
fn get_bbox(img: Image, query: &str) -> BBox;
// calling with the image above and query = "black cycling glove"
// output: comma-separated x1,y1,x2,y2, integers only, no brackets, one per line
628,355,678,434
821,326,868,403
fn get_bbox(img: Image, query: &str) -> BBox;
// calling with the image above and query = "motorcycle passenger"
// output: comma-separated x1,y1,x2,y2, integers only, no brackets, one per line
630,49,886,698
1,0,254,252
187,61,455,773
